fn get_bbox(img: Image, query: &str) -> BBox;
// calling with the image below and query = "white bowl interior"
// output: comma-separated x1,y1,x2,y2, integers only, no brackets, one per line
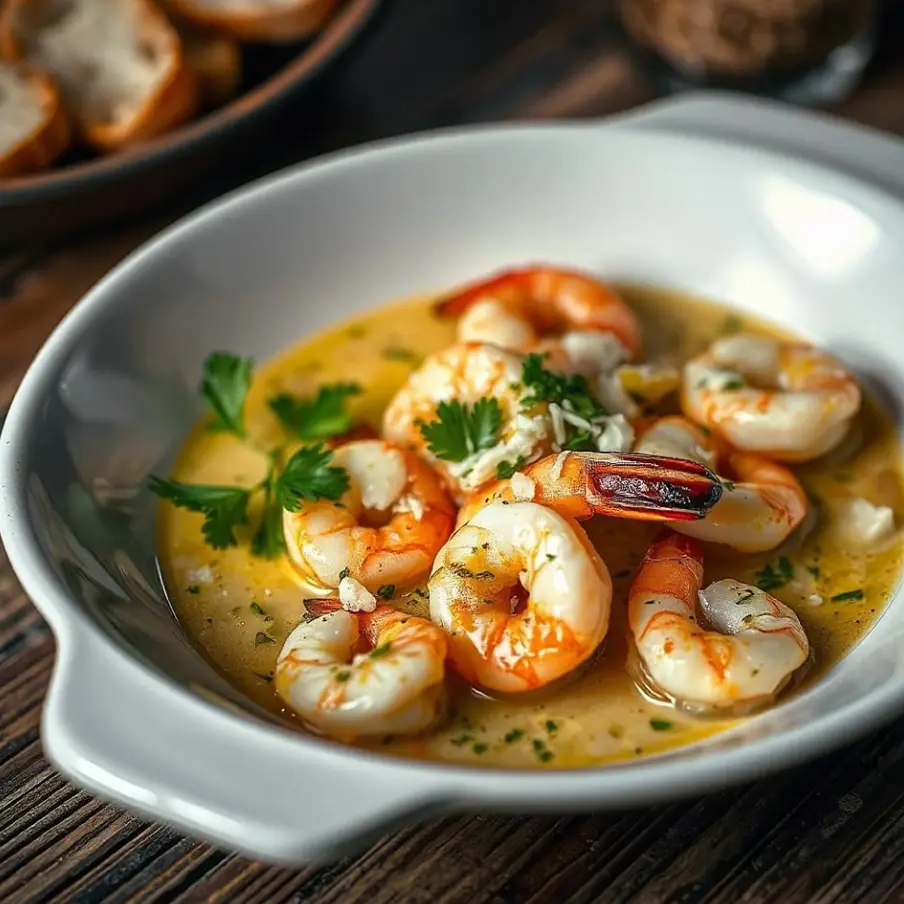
8,125,904,776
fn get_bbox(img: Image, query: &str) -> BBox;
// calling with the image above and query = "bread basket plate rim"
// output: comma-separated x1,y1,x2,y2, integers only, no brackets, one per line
0,0,383,203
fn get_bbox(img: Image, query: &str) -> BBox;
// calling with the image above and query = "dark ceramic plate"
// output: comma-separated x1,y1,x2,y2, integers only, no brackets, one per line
0,0,382,247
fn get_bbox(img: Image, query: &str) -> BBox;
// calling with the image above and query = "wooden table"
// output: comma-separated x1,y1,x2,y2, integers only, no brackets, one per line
5,2,904,901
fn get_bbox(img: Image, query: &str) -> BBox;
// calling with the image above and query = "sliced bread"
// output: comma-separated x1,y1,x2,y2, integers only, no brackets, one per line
0,0,198,152
179,23,242,108
0,61,70,178
162,0,337,43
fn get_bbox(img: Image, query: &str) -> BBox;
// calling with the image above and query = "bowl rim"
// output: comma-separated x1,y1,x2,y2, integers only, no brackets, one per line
4,120,904,804
0,0,382,204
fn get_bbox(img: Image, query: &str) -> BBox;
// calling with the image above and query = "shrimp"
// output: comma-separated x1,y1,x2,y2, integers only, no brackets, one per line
456,449,724,528
628,531,810,715
382,342,554,499
634,416,807,553
283,439,455,595
682,333,861,462
429,501,610,693
436,266,641,359
276,601,447,741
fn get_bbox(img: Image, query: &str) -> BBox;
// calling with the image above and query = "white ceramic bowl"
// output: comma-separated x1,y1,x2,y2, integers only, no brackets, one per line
3,94,904,865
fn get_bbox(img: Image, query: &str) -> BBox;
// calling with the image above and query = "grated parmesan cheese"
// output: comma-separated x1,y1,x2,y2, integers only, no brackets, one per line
836,497,896,549
398,494,425,520
594,370,640,418
550,452,569,481
338,576,377,612
510,472,536,501
560,331,628,375
187,565,214,584
594,414,635,453
334,441,406,511
549,404,567,447
548,404,634,454
696,366,747,392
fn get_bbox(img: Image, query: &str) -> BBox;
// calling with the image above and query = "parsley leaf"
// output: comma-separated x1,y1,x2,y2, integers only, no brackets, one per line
418,398,503,462
251,473,286,559
496,455,526,479
562,429,597,452
268,382,362,441
469,397,504,452
154,355,352,560
148,477,250,549
521,354,606,420
277,444,350,511
201,352,253,437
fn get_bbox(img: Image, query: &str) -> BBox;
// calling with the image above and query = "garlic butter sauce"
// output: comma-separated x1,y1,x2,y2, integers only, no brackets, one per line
158,285,904,768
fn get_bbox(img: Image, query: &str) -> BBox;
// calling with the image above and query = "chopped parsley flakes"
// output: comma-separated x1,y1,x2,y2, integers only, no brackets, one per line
831,589,864,602
520,354,606,420
755,556,794,591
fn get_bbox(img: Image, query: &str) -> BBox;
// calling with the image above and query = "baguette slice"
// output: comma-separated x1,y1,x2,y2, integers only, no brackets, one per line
0,0,199,152
0,61,70,178
163,0,338,43
179,23,242,108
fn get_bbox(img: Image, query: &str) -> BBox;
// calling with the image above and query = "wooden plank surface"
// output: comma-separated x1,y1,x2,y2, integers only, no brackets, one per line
4,1,904,900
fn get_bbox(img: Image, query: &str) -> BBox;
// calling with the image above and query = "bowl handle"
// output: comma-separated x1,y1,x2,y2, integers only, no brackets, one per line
606,91,904,198
41,627,449,864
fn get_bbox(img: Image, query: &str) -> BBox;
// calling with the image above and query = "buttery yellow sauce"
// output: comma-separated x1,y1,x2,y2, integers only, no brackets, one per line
158,285,904,769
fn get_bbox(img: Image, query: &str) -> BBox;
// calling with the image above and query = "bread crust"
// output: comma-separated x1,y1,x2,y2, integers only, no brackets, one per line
179,25,242,108
0,0,199,152
164,0,337,43
0,63,71,178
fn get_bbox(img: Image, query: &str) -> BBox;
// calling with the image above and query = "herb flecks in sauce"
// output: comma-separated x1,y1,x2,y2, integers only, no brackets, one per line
755,556,794,592
159,288,904,771
832,589,865,602
382,346,422,365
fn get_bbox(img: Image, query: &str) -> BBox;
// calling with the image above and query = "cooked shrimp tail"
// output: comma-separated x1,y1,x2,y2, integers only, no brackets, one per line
558,451,724,521
457,451,723,526
303,598,343,617
634,416,808,552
